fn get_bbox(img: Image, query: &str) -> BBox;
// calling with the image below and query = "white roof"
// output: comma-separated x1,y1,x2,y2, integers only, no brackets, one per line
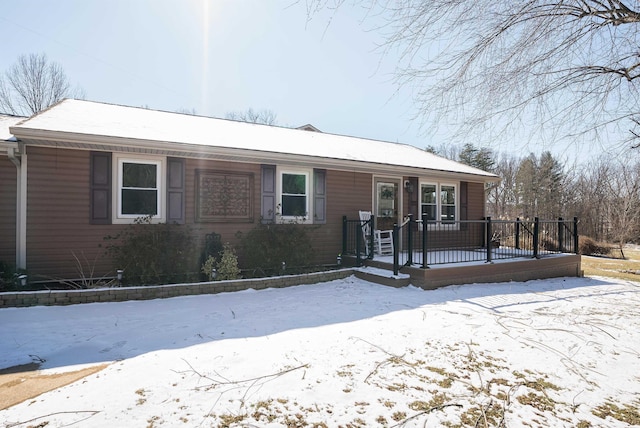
11,99,498,179
0,114,23,142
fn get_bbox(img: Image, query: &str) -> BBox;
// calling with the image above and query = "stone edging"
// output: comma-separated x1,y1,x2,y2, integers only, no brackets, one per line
0,269,356,308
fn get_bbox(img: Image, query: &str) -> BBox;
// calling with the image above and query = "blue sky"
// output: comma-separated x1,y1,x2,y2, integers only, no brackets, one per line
0,1,611,163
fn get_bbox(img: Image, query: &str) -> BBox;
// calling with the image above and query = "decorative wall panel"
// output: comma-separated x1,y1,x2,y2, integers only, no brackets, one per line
196,170,253,222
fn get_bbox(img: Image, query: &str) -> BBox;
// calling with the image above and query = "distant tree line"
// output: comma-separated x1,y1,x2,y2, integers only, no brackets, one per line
429,143,640,246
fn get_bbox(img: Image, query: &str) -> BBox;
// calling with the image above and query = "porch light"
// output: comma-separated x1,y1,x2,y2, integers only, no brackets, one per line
404,180,414,193
281,261,286,272
337,254,342,266
116,269,124,285
18,274,27,287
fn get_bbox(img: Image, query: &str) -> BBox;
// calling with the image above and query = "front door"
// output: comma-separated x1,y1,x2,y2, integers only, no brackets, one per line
374,179,400,231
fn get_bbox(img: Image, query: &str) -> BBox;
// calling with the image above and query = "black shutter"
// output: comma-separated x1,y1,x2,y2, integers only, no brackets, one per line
460,181,468,220
89,152,111,224
408,176,419,219
313,169,326,224
167,157,186,224
261,164,276,223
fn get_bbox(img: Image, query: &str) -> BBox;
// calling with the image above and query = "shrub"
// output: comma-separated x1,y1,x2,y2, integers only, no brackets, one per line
104,216,200,285
579,236,614,257
237,220,315,276
198,232,224,278
201,243,241,281
0,261,17,291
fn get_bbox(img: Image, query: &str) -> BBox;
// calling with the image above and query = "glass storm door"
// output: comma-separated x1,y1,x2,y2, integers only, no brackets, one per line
375,180,400,231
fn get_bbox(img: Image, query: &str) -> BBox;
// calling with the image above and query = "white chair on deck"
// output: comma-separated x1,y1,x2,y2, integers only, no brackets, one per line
359,210,394,256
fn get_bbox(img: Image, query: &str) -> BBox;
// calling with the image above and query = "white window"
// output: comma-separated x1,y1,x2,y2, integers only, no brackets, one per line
440,184,456,223
420,183,437,221
278,169,311,222
114,156,165,223
420,182,457,224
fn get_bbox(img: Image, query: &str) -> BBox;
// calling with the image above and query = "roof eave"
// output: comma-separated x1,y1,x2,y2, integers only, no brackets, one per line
11,127,500,182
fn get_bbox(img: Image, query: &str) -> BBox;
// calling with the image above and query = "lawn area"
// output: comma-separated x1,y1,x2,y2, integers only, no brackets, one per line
1,274,639,427
581,245,640,281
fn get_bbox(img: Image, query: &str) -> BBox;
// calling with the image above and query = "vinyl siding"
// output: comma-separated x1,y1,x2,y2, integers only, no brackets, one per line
22,146,489,278
308,170,373,264
0,157,16,265
26,146,123,278
466,182,486,219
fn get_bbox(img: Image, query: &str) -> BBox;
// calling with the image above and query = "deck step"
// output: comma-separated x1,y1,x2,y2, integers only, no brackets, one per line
354,267,411,288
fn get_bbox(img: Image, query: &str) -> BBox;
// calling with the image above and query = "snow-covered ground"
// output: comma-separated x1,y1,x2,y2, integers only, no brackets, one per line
1,275,639,427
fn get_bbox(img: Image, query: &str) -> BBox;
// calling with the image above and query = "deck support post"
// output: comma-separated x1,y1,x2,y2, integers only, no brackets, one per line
558,217,564,253
486,216,493,263
393,223,400,276
342,216,347,256
573,217,579,254
421,214,428,268
533,217,540,258
407,214,413,266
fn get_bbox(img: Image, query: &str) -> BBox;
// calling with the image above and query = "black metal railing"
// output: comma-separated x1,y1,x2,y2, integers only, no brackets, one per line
342,215,579,274
342,215,374,266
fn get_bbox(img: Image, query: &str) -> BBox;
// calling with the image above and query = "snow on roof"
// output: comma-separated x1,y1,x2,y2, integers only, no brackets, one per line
11,99,498,179
0,114,24,142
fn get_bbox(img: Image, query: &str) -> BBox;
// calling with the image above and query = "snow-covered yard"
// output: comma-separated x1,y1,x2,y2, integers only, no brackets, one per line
1,275,639,427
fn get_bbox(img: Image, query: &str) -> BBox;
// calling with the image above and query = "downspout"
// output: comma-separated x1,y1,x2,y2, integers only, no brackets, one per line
7,143,26,270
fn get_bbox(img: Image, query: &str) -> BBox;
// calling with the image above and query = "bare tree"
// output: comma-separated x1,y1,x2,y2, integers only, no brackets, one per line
176,107,198,115
605,160,640,251
306,1,640,148
226,108,278,125
487,154,519,219
0,53,84,116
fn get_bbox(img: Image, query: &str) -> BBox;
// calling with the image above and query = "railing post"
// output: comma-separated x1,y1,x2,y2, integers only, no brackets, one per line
573,216,579,254
515,217,520,250
356,218,362,267
407,214,413,266
368,215,375,260
421,214,428,268
342,215,347,256
486,216,493,263
533,217,540,258
393,223,400,276
558,217,564,253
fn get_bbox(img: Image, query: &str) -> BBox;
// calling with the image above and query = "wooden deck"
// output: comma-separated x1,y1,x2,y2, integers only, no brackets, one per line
349,253,582,290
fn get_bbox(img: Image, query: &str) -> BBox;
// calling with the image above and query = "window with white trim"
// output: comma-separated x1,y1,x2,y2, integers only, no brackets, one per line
420,182,457,224
440,184,456,222
115,156,164,222
278,169,311,221
420,183,437,221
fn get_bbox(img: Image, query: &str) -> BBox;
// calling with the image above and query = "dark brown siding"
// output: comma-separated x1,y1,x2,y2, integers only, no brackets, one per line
307,170,372,264
22,146,489,278
26,151,264,279
26,147,124,278
466,182,486,219
0,157,16,265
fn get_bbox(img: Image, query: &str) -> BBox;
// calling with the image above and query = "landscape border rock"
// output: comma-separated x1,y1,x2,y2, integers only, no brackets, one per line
0,269,355,308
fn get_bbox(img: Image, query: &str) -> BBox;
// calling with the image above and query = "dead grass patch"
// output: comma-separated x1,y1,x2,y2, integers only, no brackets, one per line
0,363,109,410
592,400,640,425
581,247,640,280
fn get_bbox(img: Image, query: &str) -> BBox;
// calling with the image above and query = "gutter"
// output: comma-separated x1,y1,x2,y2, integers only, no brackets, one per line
7,145,20,167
